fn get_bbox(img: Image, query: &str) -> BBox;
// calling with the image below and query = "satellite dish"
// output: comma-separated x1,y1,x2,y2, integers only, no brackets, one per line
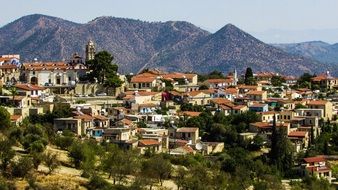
195,143,203,150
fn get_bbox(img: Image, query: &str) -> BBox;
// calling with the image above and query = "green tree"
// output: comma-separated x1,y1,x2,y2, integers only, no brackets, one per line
297,73,315,89
271,75,286,86
269,115,293,175
43,152,60,174
0,106,11,130
87,51,122,88
21,124,47,152
9,86,17,105
31,152,43,170
11,156,33,178
244,67,255,85
68,141,86,168
0,139,15,173
198,84,209,90
55,135,74,150
141,155,172,187
101,146,138,184
173,166,188,190
87,174,112,190
184,164,213,190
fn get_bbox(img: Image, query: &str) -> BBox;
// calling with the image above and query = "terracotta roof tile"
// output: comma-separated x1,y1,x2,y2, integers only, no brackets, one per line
93,115,108,121
138,139,160,146
304,156,326,163
180,111,201,117
307,100,328,106
15,84,46,91
288,131,308,138
10,115,22,121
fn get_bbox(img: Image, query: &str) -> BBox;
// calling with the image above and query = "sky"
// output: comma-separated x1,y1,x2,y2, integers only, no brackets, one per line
1,0,338,43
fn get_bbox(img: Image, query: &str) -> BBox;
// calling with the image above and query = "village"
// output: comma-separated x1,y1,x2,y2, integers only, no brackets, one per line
1,40,338,189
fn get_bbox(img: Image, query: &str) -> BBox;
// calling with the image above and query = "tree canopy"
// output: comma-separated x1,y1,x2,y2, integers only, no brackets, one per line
0,106,11,130
244,67,255,85
86,51,122,88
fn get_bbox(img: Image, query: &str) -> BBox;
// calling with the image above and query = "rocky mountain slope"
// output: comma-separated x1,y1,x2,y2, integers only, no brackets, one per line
273,41,338,65
0,14,334,75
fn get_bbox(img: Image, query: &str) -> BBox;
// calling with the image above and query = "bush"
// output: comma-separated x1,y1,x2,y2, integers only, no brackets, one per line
55,136,74,150
87,175,112,190
43,152,60,174
11,156,33,178
29,141,46,153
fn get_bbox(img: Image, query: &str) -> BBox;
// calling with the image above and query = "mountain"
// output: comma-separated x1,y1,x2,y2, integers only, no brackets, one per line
273,41,338,65
253,28,338,44
147,24,330,75
0,14,334,76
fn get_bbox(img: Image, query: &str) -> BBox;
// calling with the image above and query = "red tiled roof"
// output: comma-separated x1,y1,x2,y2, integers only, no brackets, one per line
10,115,22,121
251,122,289,129
138,139,160,146
120,118,133,126
74,114,93,121
225,88,238,95
173,139,189,146
233,105,247,110
15,84,46,91
307,100,328,106
238,85,258,89
288,131,307,138
0,64,17,69
181,145,194,153
199,89,216,94
93,115,108,121
206,79,227,83
304,156,326,163
181,111,201,117
130,76,156,83
251,122,271,128
210,98,231,105
162,73,196,80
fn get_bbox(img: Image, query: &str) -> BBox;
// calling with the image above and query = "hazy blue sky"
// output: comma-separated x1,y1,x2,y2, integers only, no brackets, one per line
1,0,338,43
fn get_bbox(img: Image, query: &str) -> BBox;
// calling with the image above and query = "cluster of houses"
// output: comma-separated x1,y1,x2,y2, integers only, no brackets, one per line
1,41,338,182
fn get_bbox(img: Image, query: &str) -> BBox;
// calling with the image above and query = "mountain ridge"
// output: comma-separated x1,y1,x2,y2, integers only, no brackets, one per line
0,14,335,76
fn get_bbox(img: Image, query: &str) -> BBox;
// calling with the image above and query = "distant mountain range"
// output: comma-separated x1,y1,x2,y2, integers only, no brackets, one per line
0,14,336,76
273,41,338,65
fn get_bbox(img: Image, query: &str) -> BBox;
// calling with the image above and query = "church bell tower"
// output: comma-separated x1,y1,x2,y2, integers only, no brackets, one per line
85,40,96,62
